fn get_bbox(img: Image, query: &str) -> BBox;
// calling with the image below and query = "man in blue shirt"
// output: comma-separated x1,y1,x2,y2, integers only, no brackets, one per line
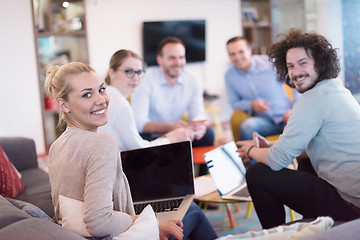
131,37,215,179
225,36,297,140
131,37,214,148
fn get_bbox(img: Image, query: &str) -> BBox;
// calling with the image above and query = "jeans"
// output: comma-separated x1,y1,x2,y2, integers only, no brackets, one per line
246,162,360,229
170,202,217,240
192,127,214,148
239,117,285,140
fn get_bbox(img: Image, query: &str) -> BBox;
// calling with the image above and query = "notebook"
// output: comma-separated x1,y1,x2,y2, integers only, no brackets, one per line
121,141,195,222
203,141,251,201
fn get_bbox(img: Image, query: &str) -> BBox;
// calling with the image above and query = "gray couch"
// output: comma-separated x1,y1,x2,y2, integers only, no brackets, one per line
0,137,54,218
0,137,114,240
0,194,85,240
0,137,89,239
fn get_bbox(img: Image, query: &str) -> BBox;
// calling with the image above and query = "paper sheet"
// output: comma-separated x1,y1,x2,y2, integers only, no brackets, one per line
194,175,217,198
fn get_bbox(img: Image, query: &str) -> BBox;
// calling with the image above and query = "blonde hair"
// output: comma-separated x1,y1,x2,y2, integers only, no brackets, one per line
44,62,94,129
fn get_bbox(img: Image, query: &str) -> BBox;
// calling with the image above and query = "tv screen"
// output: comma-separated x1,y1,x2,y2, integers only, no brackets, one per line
142,20,206,66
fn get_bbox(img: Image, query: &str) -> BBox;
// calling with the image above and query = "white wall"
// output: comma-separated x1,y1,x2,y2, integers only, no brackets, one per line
0,0,46,154
272,0,344,82
0,0,240,154
314,0,344,82
86,0,241,121
0,0,344,154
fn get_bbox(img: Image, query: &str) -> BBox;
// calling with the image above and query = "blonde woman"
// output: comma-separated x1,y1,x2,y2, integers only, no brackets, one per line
45,61,217,240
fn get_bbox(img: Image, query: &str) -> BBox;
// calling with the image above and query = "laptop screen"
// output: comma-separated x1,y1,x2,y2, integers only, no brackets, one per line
121,141,195,202
204,141,246,195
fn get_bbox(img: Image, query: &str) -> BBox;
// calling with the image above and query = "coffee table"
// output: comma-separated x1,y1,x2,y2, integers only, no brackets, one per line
195,175,253,229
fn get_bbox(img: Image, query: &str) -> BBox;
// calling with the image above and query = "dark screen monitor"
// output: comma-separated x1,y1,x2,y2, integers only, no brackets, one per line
142,20,206,66
121,141,194,202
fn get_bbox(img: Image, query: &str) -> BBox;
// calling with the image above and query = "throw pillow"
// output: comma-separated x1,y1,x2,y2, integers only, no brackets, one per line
0,146,25,198
217,216,334,240
58,195,92,237
58,195,159,239
116,204,159,240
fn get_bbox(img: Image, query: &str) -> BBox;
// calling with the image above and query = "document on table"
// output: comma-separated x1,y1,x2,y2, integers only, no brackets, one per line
194,175,217,198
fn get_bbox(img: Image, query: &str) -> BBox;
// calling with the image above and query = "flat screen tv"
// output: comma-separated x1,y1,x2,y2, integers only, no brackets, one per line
142,20,206,66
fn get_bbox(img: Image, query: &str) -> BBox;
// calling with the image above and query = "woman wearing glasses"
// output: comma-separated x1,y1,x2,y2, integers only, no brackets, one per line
98,49,193,150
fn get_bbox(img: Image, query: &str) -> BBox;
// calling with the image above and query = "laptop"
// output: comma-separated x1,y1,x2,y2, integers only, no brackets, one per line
121,141,195,222
204,141,251,201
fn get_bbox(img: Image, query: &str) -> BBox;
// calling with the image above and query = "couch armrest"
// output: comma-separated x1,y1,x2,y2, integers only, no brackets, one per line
0,137,38,171
230,111,281,142
230,110,252,142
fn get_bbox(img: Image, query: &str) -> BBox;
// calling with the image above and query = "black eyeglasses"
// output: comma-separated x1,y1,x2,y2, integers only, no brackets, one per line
117,69,145,78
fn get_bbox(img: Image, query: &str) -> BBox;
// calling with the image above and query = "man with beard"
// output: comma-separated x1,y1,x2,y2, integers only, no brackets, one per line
236,29,360,229
131,36,214,152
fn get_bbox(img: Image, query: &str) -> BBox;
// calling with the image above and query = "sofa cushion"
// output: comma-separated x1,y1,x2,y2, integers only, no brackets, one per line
0,146,25,198
0,217,87,240
0,195,85,240
6,197,52,221
16,168,54,218
0,194,29,229
0,137,38,171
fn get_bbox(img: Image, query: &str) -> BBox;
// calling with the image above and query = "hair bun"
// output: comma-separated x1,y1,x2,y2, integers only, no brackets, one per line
44,65,60,95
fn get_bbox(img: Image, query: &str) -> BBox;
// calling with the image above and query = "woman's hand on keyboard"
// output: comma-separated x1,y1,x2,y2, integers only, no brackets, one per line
159,219,184,240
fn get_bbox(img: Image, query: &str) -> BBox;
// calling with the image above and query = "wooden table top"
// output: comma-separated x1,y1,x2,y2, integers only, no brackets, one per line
195,174,240,204
196,190,240,203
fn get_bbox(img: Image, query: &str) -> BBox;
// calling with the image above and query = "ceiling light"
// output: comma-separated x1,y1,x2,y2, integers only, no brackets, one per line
62,1,70,8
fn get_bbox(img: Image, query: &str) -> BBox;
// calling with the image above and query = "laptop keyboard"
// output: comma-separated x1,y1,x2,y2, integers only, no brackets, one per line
134,198,183,215
233,187,250,197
